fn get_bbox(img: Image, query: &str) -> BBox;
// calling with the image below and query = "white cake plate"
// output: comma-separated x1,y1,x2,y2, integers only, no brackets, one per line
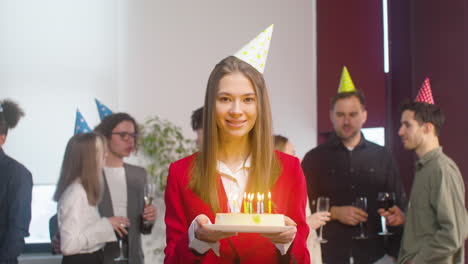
205,224,294,233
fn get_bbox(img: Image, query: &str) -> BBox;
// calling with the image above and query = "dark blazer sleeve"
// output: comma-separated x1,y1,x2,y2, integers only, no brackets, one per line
0,164,32,262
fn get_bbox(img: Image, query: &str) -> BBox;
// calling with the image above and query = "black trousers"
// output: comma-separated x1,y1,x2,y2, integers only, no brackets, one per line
62,250,103,264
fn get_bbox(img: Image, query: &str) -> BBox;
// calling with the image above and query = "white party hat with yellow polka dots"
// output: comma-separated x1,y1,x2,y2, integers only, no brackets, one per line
234,24,274,74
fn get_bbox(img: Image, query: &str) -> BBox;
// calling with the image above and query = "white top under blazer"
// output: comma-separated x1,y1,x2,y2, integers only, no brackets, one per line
58,181,116,255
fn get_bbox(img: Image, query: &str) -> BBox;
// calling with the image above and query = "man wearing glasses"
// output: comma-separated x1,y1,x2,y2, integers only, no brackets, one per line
94,113,157,264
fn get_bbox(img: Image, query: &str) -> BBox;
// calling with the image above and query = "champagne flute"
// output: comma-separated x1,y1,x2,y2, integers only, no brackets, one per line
316,197,330,243
352,197,368,239
143,183,156,228
377,192,395,236
114,225,129,263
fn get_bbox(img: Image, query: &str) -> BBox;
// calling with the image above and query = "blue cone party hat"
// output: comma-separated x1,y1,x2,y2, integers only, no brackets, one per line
74,109,92,135
95,99,113,120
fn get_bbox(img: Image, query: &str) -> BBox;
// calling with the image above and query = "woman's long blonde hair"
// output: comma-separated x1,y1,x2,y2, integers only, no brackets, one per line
53,133,106,206
189,56,281,212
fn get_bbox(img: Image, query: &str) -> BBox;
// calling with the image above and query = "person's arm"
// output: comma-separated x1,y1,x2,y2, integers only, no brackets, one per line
0,167,32,262
59,186,116,256
164,163,205,264
412,167,467,263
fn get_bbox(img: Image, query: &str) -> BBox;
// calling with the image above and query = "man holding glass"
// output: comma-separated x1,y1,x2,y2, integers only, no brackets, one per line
94,113,157,264
396,82,468,264
302,67,406,264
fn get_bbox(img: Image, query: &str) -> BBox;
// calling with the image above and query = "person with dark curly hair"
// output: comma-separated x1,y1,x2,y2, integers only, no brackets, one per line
0,99,33,264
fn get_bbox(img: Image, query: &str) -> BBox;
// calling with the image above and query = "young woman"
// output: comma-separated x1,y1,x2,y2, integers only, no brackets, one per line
164,56,310,263
53,133,129,264
274,135,330,264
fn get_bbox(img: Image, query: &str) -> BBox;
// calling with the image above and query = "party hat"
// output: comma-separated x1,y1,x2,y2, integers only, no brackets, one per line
234,24,274,74
338,66,356,93
74,109,92,135
414,77,434,104
95,98,113,120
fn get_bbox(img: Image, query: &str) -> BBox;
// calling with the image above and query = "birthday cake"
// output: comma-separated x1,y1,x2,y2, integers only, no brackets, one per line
215,213,285,226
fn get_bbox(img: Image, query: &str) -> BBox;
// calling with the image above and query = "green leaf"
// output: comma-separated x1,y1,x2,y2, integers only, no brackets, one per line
140,115,196,191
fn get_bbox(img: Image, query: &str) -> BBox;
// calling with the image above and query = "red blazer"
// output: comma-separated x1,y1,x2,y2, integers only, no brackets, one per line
164,151,310,264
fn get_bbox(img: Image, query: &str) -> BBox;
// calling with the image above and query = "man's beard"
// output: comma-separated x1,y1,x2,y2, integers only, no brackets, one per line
336,126,360,141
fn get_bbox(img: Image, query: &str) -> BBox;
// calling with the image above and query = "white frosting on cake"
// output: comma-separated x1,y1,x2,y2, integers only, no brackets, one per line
215,213,285,226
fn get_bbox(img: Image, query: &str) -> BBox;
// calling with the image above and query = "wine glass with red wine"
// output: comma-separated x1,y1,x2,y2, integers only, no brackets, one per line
377,192,395,236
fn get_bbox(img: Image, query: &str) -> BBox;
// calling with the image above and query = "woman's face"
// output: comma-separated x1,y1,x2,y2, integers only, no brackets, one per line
215,72,258,141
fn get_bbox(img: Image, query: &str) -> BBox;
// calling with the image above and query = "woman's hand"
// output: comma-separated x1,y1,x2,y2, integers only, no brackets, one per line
194,214,237,243
261,216,297,244
307,212,331,230
108,216,130,238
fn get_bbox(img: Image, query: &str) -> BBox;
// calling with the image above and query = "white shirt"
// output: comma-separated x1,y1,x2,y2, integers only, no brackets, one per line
58,182,116,255
104,167,128,217
188,157,293,256
306,199,322,264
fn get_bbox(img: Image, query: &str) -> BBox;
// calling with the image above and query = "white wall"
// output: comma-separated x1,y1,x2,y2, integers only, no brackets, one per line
1,0,317,185
121,0,317,161
0,0,119,184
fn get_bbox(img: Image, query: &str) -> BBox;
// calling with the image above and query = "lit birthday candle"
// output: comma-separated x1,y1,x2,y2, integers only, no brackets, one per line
257,192,261,214
249,193,254,213
244,192,248,214
261,193,265,214
268,192,272,213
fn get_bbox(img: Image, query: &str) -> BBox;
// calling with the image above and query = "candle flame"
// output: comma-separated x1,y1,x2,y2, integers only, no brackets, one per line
268,192,271,199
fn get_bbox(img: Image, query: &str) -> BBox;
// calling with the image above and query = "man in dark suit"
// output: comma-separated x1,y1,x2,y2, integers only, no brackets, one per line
94,112,157,264
0,100,33,264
